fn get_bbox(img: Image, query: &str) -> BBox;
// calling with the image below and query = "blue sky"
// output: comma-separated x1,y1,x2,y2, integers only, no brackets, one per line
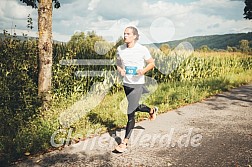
0,0,251,44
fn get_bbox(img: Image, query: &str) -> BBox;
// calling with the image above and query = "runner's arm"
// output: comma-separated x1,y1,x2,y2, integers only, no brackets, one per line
137,58,155,75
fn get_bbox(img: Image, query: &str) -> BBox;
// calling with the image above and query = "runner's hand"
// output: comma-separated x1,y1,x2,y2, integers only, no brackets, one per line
120,69,126,76
137,69,145,75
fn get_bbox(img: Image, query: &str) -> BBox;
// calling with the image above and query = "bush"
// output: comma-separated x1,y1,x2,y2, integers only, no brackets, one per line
0,37,41,164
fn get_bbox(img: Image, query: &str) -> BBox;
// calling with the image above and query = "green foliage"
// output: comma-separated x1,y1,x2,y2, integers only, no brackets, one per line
52,32,119,98
27,14,33,30
20,0,61,9
159,43,170,55
198,45,211,52
0,37,41,164
244,0,252,20
151,51,252,83
239,39,250,53
227,46,238,52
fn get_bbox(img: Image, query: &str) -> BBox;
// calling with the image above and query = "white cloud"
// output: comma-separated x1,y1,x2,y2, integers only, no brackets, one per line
149,17,176,43
2,0,34,19
0,0,251,43
145,1,194,17
88,0,101,10
190,0,245,20
0,0,36,35
95,0,149,20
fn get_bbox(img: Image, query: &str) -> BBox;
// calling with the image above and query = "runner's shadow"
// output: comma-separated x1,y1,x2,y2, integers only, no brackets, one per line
86,112,118,130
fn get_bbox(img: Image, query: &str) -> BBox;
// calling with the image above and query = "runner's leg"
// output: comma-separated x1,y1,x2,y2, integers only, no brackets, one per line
123,85,142,139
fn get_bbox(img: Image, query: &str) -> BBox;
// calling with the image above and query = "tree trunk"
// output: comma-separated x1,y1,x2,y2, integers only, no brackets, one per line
38,0,53,107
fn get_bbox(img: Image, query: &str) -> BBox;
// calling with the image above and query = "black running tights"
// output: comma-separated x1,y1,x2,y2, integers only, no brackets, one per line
123,85,151,139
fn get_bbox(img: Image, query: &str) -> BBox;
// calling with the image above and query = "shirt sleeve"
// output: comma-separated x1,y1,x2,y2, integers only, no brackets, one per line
116,47,119,57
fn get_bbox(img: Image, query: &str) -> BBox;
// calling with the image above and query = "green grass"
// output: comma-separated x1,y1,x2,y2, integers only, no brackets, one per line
63,68,252,140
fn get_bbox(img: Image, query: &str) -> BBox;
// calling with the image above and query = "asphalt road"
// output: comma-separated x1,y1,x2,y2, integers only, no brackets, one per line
14,84,252,167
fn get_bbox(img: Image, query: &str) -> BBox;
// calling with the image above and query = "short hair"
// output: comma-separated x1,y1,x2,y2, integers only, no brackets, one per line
125,26,139,40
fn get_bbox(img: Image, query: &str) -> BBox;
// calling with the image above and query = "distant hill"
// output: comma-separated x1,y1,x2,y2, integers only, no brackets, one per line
153,32,252,50
1,32,251,49
0,33,38,41
0,33,63,44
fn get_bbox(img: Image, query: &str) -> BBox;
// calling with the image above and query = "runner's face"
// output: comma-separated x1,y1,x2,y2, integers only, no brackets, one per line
124,28,136,44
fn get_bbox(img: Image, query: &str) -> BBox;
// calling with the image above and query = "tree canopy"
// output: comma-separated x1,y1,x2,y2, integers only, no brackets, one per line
244,0,252,20
20,0,60,8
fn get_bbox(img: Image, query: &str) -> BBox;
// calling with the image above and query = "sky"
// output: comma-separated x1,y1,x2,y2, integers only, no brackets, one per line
0,0,251,44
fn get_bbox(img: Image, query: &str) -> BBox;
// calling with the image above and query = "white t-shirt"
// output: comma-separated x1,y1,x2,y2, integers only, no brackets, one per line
116,42,152,84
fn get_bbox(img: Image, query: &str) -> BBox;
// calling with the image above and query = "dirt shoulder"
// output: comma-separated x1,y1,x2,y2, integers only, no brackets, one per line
14,84,252,167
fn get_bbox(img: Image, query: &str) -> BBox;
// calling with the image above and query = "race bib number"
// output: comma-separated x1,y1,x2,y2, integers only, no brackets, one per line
125,66,137,75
